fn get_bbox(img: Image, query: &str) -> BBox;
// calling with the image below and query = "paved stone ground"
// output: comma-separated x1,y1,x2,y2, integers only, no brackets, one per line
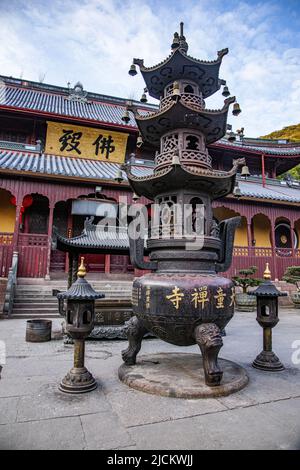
0,310,300,450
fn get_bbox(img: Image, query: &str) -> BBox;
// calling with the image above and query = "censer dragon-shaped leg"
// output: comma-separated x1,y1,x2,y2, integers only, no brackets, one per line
194,323,223,386
122,316,148,365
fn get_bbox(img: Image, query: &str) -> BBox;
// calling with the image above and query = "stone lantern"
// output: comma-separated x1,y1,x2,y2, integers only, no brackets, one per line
248,263,287,371
57,258,104,393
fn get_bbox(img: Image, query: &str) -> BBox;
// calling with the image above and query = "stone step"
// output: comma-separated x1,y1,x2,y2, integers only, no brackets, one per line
12,307,59,315
11,313,60,319
14,294,131,301
13,302,58,309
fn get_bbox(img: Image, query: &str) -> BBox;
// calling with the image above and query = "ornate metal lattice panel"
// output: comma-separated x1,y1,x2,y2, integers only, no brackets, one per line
162,133,179,152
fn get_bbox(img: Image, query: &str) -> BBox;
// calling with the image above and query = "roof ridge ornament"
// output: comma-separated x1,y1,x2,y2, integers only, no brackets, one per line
68,81,88,103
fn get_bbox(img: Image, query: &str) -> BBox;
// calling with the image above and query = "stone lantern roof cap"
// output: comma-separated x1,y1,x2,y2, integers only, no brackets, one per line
248,280,287,297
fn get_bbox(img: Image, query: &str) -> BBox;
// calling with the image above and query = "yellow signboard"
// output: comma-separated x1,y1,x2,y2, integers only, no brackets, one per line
45,121,129,163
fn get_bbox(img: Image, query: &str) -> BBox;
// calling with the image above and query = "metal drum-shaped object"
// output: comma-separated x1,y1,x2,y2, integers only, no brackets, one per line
133,273,234,346
26,319,52,343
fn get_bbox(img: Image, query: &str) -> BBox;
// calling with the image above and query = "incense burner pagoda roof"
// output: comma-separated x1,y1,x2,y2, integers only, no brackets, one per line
132,97,235,146
134,48,228,100
124,158,244,200
1,149,300,203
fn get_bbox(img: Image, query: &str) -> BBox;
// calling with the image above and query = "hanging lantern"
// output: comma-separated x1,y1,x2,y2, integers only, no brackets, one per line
128,63,137,76
121,109,130,124
10,196,16,206
22,195,33,208
132,193,139,202
222,86,230,97
232,103,242,116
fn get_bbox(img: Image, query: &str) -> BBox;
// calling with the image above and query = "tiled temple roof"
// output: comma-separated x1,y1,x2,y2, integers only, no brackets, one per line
0,76,154,128
1,75,300,157
0,149,149,181
1,148,300,203
216,139,300,156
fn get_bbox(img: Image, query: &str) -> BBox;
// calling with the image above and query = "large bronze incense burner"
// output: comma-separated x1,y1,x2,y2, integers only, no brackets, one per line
121,23,245,387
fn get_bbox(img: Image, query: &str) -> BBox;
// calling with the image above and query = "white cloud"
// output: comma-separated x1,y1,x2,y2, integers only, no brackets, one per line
0,0,299,136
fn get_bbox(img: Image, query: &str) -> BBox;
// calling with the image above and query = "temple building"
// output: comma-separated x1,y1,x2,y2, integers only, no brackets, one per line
1,38,300,282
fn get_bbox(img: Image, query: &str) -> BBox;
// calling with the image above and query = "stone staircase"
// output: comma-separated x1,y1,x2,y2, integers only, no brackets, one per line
11,279,133,319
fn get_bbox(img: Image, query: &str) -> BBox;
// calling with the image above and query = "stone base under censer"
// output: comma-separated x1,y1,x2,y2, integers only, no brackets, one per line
118,353,248,399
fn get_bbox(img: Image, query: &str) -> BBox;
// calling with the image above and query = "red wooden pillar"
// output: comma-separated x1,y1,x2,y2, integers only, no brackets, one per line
12,201,23,252
65,208,73,273
290,223,295,257
105,254,111,274
270,219,278,280
247,220,252,254
45,203,55,279
261,154,266,188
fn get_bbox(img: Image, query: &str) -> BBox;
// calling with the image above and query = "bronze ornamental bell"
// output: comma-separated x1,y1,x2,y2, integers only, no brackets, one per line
233,182,242,198
128,63,137,76
241,165,250,178
222,86,230,97
140,92,147,103
172,81,181,101
232,102,242,116
115,168,124,183
136,135,143,148
121,109,130,123
228,131,236,142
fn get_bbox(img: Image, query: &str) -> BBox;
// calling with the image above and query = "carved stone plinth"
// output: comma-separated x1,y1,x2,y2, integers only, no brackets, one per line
119,353,248,398
59,367,97,394
252,350,284,372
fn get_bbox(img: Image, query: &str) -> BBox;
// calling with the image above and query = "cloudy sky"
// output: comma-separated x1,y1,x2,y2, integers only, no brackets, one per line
0,0,299,137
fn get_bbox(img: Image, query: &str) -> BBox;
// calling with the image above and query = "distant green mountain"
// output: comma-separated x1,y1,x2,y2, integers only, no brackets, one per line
261,124,300,180
261,123,300,142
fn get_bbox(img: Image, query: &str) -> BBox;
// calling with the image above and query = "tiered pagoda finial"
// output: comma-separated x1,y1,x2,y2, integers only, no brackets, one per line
124,22,244,198
171,22,189,53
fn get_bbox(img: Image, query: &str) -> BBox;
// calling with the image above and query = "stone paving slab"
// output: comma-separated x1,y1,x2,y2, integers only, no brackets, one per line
0,312,299,450
106,389,227,427
128,399,300,450
80,412,135,450
0,416,85,450
0,396,19,425
16,383,112,423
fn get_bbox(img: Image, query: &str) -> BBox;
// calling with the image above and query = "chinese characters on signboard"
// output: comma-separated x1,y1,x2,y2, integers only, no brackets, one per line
45,122,129,163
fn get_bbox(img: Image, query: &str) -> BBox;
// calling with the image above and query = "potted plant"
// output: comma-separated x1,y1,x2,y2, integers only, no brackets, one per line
232,266,262,312
282,266,300,308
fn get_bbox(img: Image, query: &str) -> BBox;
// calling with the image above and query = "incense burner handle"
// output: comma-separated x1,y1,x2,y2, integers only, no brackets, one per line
215,216,241,273
129,233,158,271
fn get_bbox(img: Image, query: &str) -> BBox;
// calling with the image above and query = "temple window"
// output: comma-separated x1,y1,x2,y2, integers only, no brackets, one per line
183,84,195,94
185,135,200,151
165,83,174,97
189,197,204,234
